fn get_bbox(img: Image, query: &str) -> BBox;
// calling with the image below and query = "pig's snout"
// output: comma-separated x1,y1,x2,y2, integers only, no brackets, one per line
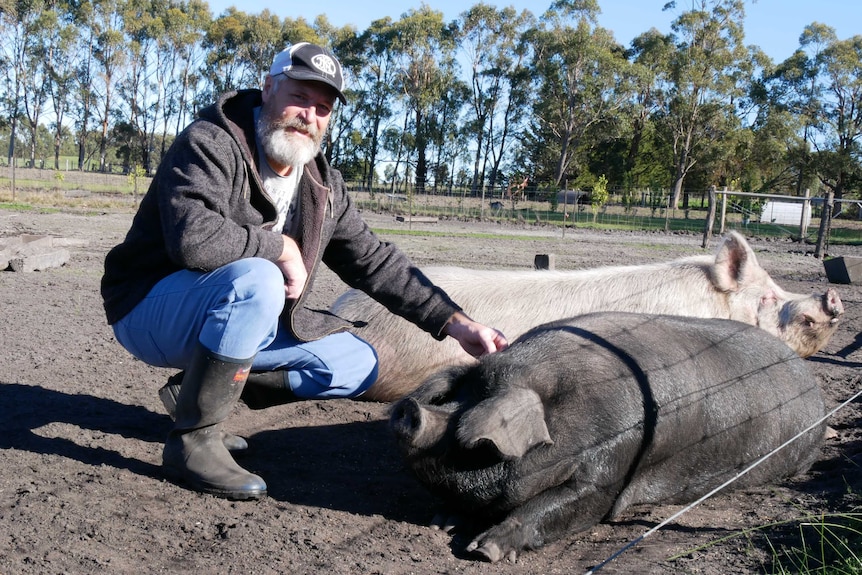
823,288,844,322
390,398,449,450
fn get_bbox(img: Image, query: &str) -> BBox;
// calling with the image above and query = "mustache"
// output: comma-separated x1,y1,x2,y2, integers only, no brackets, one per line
274,117,318,139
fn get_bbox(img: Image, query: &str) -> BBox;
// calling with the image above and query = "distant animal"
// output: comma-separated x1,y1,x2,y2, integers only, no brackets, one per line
332,231,843,401
390,312,827,562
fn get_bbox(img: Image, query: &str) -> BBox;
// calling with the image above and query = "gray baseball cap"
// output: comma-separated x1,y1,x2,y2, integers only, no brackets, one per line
269,42,346,104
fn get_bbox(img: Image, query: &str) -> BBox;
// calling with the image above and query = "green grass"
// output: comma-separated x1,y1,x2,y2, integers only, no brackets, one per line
672,510,862,574
0,177,133,194
369,227,550,241
766,512,862,574
0,201,60,213
827,226,862,245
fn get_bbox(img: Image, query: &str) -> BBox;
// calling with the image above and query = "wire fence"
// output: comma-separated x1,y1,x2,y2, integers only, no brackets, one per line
350,186,862,247
2,166,861,247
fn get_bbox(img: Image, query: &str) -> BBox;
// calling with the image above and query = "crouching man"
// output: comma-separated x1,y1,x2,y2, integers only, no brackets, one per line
100,42,507,501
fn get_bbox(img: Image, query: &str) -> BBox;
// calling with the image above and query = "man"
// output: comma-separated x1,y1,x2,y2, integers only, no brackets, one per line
101,42,508,501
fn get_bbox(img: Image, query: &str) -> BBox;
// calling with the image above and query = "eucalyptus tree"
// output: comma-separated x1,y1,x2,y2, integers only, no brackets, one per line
808,31,862,205
744,83,801,194
278,15,328,49
764,23,862,218
119,0,168,172
0,0,50,167
768,25,862,254
22,5,57,167
203,8,282,97
381,120,411,193
763,26,830,197
120,0,209,171
241,10,289,83
625,28,673,188
810,33,862,256
347,17,399,190
389,6,459,195
0,0,25,165
201,8,245,98
312,17,363,167
457,3,533,197
90,0,127,171
484,17,533,193
68,0,99,170
427,70,468,193
522,0,631,189
722,42,800,196
442,111,472,193
42,2,78,169
157,0,208,155
660,0,752,208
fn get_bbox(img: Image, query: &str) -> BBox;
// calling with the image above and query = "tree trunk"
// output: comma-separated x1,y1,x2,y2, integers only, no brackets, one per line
414,108,427,196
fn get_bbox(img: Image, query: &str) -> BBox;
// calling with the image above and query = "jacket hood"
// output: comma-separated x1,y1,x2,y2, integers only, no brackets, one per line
197,89,263,169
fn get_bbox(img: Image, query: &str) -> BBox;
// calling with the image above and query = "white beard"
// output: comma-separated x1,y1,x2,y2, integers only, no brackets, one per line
257,113,321,168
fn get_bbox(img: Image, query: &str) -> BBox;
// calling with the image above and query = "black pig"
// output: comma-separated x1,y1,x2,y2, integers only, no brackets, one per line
390,312,826,562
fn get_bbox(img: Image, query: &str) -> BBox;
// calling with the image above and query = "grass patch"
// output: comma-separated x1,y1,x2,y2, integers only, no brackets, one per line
767,512,862,574
673,511,862,574
0,201,61,213
0,189,138,212
370,227,549,241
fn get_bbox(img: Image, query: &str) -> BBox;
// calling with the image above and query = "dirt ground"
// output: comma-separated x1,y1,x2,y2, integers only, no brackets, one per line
2,206,861,575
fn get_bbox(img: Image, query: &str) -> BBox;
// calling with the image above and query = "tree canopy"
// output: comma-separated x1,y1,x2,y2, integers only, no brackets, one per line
0,0,859,203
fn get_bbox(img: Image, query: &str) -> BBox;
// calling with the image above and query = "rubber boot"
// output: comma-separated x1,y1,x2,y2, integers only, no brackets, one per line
240,371,301,410
161,371,300,414
162,344,267,500
159,373,248,451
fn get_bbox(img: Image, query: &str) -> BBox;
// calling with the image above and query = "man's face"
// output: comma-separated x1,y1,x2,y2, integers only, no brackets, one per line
258,75,337,171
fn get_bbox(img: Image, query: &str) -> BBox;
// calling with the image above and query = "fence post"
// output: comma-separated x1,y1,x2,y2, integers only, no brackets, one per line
664,194,670,232
799,188,810,239
719,187,727,234
702,185,716,248
814,190,834,259
563,191,568,239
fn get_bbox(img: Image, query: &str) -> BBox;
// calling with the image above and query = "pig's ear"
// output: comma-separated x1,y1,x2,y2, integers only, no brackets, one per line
457,387,553,459
712,231,759,291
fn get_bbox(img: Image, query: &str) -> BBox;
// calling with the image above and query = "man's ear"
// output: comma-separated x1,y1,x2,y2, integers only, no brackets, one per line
261,75,274,103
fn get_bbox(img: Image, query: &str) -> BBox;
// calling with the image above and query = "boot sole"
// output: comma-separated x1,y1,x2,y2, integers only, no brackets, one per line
163,463,267,500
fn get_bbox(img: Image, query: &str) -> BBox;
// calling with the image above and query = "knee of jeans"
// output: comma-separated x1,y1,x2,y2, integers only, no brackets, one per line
232,258,285,312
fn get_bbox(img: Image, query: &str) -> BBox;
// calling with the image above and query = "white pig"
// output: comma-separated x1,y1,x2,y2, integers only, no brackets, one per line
332,232,843,401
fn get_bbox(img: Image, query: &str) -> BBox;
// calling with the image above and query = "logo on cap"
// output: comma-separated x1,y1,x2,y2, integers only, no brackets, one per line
311,54,338,78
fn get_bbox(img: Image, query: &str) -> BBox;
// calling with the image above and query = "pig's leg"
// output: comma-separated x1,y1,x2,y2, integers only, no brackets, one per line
466,480,618,562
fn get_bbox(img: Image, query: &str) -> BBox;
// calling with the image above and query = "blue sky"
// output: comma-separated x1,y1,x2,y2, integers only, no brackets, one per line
205,0,860,63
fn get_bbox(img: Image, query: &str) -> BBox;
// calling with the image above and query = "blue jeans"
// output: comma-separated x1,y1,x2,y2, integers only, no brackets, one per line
112,258,378,399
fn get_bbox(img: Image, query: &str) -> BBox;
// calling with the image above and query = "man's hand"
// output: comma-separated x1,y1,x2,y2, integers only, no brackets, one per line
442,311,509,358
276,235,307,300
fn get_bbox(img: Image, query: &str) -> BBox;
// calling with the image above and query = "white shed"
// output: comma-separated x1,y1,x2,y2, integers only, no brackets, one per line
759,201,810,227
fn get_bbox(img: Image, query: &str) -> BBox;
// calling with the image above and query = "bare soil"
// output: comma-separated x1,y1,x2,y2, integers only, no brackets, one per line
2,206,861,575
